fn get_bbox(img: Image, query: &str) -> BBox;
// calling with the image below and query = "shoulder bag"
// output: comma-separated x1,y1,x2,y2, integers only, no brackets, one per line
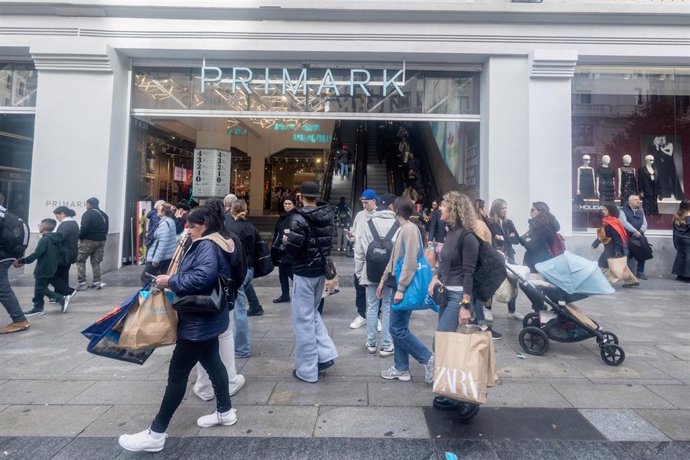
172,275,233,314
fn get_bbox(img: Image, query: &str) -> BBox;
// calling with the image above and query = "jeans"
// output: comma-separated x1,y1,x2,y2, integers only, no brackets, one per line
339,162,349,179
140,260,171,287
354,274,366,318
76,239,106,283
32,277,64,309
291,275,338,382
195,312,241,397
151,337,230,433
51,264,75,296
436,290,485,335
279,263,293,299
389,297,433,372
366,285,392,349
0,260,25,322
628,255,645,274
234,267,253,358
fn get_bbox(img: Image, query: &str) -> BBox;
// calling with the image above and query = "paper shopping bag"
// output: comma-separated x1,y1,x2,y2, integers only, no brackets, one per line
607,256,631,284
433,329,493,404
119,289,177,350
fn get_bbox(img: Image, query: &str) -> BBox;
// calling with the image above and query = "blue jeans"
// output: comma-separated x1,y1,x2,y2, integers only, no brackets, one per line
628,255,645,274
389,295,432,372
437,290,485,334
339,162,349,179
0,260,25,322
234,266,253,358
366,285,392,349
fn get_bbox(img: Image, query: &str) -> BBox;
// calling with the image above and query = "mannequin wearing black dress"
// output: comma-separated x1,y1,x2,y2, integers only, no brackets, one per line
577,155,596,200
639,155,659,216
597,155,615,205
618,155,637,204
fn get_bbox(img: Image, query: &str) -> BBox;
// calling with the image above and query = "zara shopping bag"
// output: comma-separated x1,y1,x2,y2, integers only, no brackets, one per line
433,328,496,404
118,289,178,350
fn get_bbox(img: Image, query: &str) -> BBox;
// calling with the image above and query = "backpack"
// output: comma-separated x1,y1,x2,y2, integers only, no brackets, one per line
547,233,566,257
366,219,399,283
0,209,31,258
225,232,248,308
460,231,507,303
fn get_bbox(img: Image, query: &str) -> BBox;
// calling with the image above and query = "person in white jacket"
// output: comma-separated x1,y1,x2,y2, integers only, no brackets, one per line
354,193,400,357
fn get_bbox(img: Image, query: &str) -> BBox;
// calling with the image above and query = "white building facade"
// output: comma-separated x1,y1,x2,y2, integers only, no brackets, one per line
1,0,688,274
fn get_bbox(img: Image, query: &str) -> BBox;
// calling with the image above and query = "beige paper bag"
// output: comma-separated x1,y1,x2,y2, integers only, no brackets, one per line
607,256,632,284
119,290,177,350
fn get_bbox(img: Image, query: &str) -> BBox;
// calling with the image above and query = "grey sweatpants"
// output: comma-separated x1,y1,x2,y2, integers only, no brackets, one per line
291,274,338,382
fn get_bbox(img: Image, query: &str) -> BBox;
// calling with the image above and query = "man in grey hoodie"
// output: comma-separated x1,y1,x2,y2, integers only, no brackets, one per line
354,193,399,357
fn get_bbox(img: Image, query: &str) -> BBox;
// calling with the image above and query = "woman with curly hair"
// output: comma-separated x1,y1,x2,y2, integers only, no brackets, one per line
520,201,561,273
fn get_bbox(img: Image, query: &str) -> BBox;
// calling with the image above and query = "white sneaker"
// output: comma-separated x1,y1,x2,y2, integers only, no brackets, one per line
118,429,167,452
193,384,214,402
197,408,238,428
229,375,246,396
379,346,394,357
365,342,377,354
510,312,524,321
377,319,383,332
423,355,435,384
61,294,71,313
349,315,366,329
484,308,493,322
380,366,411,381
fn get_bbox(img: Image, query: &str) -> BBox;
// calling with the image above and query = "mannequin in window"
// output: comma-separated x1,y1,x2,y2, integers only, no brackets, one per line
639,154,659,216
618,154,638,204
596,154,615,205
577,154,596,200
656,136,684,200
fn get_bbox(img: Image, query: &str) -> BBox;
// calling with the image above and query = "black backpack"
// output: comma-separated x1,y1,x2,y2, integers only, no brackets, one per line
225,232,248,310
0,210,30,258
366,219,399,283
460,230,507,302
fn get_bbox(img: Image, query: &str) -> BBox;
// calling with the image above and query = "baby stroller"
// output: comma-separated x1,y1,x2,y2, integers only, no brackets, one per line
506,251,625,366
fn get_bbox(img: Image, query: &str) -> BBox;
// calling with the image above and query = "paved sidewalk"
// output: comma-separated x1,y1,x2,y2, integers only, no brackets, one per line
1,262,689,459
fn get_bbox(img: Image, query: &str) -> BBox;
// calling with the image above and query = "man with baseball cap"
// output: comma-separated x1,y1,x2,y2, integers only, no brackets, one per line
284,182,338,382
347,189,379,330
76,197,109,290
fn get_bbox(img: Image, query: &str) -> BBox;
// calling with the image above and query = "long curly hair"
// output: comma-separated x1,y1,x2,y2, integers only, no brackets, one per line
674,200,690,227
442,191,477,230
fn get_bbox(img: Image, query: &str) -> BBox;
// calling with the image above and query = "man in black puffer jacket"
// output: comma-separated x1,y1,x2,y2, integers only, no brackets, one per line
284,182,338,383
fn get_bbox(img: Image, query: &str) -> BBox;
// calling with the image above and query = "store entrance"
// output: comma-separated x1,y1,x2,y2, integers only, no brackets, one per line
0,113,33,220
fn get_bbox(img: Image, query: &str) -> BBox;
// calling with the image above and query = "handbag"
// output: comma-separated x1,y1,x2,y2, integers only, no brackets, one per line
432,283,447,308
253,239,274,278
317,245,337,280
119,289,178,350
392,229,433,311
628,235,653,262
172,275,232,314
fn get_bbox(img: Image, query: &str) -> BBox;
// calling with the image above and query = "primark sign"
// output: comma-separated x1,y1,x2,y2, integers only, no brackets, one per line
201,59,406,97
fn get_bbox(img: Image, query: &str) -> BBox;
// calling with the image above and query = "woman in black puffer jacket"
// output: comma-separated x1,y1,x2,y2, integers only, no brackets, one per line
119,200,238,453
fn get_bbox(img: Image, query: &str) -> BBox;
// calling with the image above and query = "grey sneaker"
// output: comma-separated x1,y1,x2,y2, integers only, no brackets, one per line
424,355,435,384
380,366,411,381
365,342,377,354
24,307,45,317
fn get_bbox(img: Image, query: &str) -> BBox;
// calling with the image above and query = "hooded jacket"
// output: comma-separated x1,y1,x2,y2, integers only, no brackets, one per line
354,209,399,285
168,233,234,342
56,218,79,265
20,232,64,278
285,203,334,277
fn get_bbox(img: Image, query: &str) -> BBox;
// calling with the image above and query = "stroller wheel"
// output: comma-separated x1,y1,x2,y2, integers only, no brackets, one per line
522,312,540,328
600,344,625,366
519,326,550,356
596,331,619,346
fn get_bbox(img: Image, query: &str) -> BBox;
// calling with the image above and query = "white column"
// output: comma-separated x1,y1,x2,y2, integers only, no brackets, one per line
527,49,578,236
28,46,130,271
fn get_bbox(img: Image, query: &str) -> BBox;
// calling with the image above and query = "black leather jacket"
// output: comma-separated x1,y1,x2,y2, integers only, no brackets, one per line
285,204,334,277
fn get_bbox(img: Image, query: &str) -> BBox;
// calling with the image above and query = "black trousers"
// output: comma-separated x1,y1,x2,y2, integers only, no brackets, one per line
279,263,293,298
140,260,171,287
33,277,63,309
51,264,74,296
354,274,366,318
245,282,261,309
151,337,231,433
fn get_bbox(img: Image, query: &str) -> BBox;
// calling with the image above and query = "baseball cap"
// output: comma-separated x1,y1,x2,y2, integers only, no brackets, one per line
379,193,397,208
360,189,378,201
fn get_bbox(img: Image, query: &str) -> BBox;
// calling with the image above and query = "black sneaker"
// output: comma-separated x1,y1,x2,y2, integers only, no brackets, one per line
318,359,334,373
60,295,71,313
272,296,290,304
491,329,503,341
247,307,264,317
24,307,45,317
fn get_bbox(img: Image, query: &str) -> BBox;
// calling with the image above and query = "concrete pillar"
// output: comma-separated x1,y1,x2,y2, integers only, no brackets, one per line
527,49,578,236
28,46,129,271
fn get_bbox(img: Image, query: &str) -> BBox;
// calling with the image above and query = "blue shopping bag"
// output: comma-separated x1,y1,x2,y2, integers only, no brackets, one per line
81,291,155,365
392,232,433,312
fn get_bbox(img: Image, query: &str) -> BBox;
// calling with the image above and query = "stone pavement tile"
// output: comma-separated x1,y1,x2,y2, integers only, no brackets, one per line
368,381,434,407
0,437,71,460
251,339,294,357
182,380,277,406
424,407,605,441
497,358,585,380
636,410,690,441
314,406,429,438
552,382,675,409
598,344,677,361
269,381,367,406
646,384,690,409
326,356,401,377
50,437,189,460
618,441,690,460
196,405,318,437
169,436,254,459
0,379,96,404
646,360,690,380
0,349,95,376
579,409,669,441
79,404,200,438
248,437,436,460
433,439,499,460
68,380,167,405
66,353,169,379
568,358,674,381
1,404,110,436
483,382,572,408
657,345,690,361
240,357,295,379
0,404,8,413
489,440,631,460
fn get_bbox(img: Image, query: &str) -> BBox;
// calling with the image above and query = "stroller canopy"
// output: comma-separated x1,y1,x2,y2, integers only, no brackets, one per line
535,251,615,295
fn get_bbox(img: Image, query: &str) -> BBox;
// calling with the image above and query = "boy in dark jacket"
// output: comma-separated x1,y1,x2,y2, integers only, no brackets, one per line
15,218,71,316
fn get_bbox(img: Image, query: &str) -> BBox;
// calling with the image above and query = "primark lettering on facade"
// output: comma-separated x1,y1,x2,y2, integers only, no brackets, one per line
201,59,407,97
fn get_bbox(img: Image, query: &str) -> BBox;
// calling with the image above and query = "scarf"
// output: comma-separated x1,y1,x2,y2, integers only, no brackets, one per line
603,216,629,247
